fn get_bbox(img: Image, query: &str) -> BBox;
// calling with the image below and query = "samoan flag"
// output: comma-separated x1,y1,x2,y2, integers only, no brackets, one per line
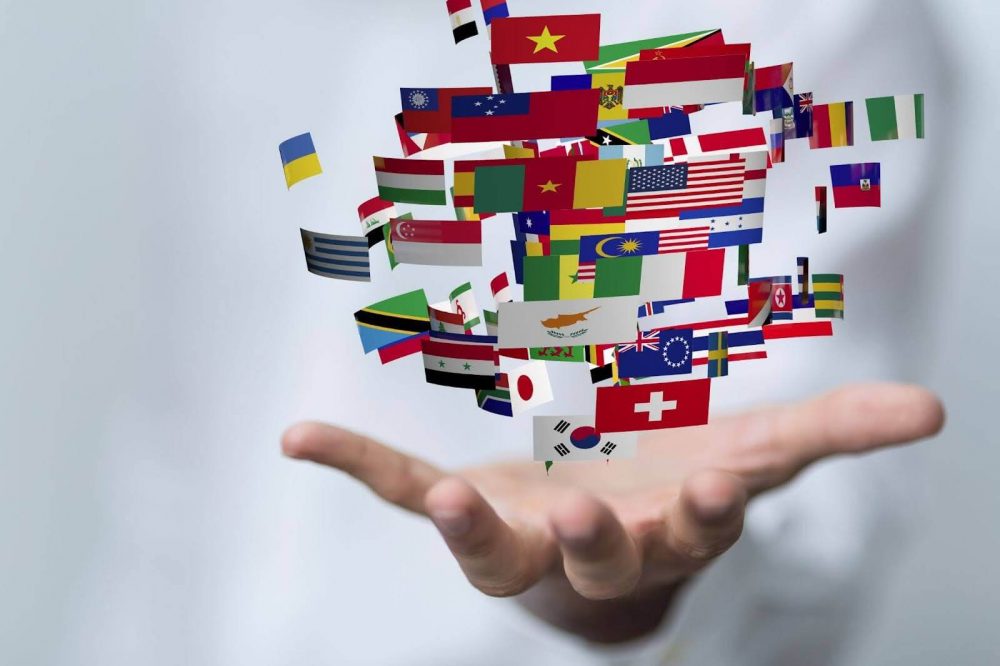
616,329,693,379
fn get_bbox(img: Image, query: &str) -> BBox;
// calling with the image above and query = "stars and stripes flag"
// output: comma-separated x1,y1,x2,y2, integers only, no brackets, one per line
626,156,747,219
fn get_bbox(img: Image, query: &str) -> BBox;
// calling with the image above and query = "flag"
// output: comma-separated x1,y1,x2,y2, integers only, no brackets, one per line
797,257,810,298
533,416,639,461
623,53,747,109
480,0,509,27
508,361,554,414
491,272,513,304
577,231,722,280
490,14,601,64
354,289,431,354
377,333,430,365
422,331,497,389
707,331,728,377
450,282,482,331
531,346,585,363
390,219,482,266
593,256,642,297
771,275,793,321
584,29,724,73
768,116,785,164
866,94,925,141
429,303,467,334
483,309,499,336
694,329,765,369
550,208,626,242
626,156,747,223
552,72,659,122
738,244,750,286
639,249,725,301
472,156,627,213
813,274,844,319
373,157,447,205
451,89,600,142
809,102,854,149
590,111,691,146
477,372,513,417
830,162,881,208
616,329,694,379
663,128,768,161
598,143,665,166
299,229,370,282
446,0,478,44
515,210,551,237
400,86,493,133
279,133,322,188
523,255,595,301
595,378,711,432
816,186,828,233
748,278,773,326
358,197,396,235
753,62,794,113
782,92,813,139
497,296,640,348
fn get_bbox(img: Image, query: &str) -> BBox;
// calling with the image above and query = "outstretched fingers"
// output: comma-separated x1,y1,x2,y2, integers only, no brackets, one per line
282,421,444,515
549,493,642,600
425,477,553,597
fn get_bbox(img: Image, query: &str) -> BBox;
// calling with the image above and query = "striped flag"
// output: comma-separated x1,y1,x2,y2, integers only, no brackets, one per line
446,0,478,44
422,331,497,390
865,94,925,141
390,219,482,266
816,186,828,233
477,373,513,417
625,156,747,225
299,229,370,282
663,127,768,161
813,274,844,319
809,101,854,149
373,156,447,205
490,272,513,304
623,53,747,109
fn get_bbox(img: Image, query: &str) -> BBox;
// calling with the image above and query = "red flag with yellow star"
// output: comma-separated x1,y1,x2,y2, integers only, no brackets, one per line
490,14,601,65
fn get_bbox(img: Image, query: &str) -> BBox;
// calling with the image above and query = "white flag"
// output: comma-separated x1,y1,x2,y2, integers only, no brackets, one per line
533,415,638,462
508,361,553,415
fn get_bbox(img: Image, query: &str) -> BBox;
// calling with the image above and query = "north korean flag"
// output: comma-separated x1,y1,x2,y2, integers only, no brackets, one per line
490,14,601,65
595,378,711,433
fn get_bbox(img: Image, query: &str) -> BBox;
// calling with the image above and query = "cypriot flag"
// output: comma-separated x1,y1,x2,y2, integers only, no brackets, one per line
497,296,639,348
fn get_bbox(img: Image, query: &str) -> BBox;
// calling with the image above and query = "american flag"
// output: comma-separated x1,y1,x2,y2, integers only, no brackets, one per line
625,156,747,222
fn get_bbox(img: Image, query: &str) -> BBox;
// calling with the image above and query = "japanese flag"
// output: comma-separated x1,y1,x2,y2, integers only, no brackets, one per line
508,361,554,414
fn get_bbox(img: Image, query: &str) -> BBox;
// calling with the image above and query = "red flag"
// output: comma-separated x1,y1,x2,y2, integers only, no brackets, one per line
595,379,711,432
490,14,601,64
401,86,493,134
451,89,600,142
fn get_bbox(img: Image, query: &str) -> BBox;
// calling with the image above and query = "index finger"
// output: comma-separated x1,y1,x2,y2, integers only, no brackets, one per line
282,421,444,515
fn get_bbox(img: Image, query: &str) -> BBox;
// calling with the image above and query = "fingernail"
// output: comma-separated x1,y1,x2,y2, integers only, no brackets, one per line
554,523,597,549
431,510,471,537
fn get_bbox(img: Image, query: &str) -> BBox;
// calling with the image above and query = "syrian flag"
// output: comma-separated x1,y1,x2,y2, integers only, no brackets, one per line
446,0,479,44
422,331,497,389
373,156,447,205
533,415,638,461
508,361,554,414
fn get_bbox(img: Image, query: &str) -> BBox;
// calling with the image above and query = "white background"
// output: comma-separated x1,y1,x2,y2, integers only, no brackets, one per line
1,0,997,663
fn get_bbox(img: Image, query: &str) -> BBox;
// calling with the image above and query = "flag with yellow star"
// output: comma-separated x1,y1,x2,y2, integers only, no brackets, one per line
490,14,601,64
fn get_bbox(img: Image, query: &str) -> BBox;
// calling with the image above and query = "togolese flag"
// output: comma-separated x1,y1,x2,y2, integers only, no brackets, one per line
490,14,601,65
813,274,844,319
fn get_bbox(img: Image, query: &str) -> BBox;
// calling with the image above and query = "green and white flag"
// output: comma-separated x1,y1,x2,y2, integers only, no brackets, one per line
865,94,925,141
449,281,482,332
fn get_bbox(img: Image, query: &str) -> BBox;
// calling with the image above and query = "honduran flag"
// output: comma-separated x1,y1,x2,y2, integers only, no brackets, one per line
830,162,881,208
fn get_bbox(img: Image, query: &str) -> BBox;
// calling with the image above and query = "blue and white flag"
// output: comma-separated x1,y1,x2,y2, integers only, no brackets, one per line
300,229,371,282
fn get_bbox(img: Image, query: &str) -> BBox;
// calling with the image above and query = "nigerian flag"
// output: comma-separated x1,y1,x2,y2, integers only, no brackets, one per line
865,94,925,141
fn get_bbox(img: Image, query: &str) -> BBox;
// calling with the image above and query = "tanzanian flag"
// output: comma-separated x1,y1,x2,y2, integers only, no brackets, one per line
354,289,431,354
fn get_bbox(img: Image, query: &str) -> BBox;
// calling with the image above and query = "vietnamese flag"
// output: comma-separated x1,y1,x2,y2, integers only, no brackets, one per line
451,88,600,142
490,14,601,65
595,378,711,432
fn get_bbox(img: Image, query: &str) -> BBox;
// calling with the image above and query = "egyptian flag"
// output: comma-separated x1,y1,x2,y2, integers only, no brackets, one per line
446,0,479,44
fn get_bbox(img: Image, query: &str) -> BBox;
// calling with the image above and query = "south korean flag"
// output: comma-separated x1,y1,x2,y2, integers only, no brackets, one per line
533,415,638,462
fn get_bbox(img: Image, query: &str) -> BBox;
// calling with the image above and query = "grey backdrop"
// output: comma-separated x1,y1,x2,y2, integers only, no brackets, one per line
1,0,997,664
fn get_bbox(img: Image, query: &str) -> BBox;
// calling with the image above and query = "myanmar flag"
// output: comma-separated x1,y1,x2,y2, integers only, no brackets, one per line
490,14,601,65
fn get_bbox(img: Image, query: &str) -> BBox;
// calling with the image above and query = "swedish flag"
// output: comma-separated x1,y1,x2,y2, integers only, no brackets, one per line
707,331,729,378
279,132,322,188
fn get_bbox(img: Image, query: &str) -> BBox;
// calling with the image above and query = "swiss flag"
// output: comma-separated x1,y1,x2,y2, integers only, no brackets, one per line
595,379,711,433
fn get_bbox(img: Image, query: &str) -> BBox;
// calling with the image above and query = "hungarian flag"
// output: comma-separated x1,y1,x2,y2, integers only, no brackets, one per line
594,378,711,432
390,219,482,266
373,157,447,205
830,162,881,208
809,101,854,149
623,53,747,110
446,0,478,44
422,331,497,390
400,87,493,134
451,89,600,142
490,14,601,65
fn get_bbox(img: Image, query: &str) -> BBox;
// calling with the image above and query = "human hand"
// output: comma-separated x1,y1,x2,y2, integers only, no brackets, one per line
282,383,943,643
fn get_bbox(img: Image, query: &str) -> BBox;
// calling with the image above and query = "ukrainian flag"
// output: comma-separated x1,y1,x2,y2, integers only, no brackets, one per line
279,132,322,188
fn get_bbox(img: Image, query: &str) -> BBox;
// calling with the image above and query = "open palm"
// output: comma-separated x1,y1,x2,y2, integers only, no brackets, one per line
283,383,943,642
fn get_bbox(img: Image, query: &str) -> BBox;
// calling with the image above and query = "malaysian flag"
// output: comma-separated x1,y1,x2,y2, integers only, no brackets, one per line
625,156,747,226
576,230,710,280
